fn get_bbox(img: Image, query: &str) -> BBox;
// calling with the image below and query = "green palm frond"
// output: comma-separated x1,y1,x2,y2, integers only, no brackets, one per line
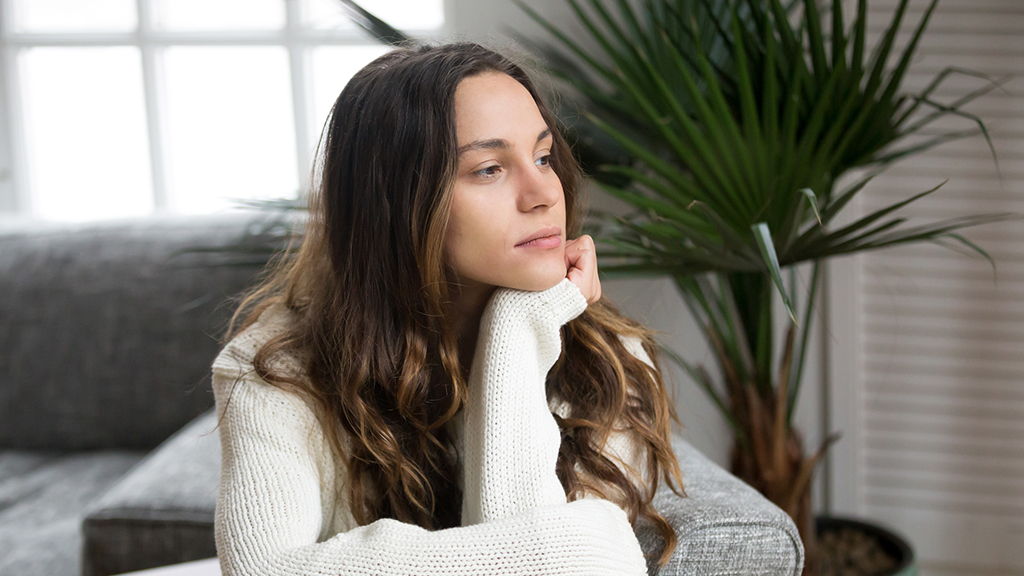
335,0,412,46
520,0,1021,427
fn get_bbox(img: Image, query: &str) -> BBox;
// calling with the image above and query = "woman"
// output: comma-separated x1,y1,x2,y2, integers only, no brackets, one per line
213,42,684,575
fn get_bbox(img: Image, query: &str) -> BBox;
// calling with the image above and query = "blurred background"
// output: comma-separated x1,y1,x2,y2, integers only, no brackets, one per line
0,0,1021,574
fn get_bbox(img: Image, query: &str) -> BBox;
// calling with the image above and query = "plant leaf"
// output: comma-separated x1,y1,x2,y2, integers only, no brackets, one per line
788,261,821,423
337,0,411,46
751,223,798,325
801,187,823,226
944,233,998,278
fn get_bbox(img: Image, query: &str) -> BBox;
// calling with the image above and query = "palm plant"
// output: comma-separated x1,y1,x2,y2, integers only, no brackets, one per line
515,0,1019,560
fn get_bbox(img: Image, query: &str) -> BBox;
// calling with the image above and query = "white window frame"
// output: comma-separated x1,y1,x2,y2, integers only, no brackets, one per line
0,0,452,219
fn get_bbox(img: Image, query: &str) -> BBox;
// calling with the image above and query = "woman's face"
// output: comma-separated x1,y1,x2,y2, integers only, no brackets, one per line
445,71,567,294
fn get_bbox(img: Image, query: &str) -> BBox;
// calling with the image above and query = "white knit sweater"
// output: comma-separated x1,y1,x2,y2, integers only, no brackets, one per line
212,278,651,575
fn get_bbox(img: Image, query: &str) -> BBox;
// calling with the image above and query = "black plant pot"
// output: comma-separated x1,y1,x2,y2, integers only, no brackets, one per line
814,515,917,576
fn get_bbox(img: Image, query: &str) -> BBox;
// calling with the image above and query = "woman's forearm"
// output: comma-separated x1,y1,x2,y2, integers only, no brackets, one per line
219,498,646,576
460,279,587,525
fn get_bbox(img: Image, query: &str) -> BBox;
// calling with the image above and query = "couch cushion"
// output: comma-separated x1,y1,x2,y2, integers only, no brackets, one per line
82,409,220,576
0,449,145,576
0,215,270,451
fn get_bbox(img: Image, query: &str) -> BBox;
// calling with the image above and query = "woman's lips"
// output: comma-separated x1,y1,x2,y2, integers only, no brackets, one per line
516,225,563,248
515,235,562,249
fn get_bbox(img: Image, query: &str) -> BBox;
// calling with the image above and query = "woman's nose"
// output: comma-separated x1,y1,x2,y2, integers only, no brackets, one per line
516,161,561,211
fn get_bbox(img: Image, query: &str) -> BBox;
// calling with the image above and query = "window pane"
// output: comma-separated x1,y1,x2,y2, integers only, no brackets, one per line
11,0,136,32
20,47,152,221
308,45,391,151
303,0,444,31
152,0,284,31
163,47,297,214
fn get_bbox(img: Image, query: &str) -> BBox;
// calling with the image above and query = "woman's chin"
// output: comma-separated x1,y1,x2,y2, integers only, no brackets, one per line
487,258,569,292
512,269,569,293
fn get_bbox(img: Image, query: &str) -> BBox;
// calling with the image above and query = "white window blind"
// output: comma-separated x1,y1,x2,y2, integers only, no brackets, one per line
829,1,1024,575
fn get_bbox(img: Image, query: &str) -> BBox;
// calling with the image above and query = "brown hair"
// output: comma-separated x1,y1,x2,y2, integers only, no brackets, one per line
226,41,683,564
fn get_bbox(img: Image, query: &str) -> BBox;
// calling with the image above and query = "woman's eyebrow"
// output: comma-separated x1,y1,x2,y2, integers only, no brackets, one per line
458,128,552,157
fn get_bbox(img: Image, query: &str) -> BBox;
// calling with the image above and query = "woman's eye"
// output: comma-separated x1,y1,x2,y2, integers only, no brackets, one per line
535,154,552,167
475,164,501,178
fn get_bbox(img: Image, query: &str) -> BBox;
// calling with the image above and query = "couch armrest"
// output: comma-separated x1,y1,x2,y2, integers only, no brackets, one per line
82,410,220,576
636,435,805,576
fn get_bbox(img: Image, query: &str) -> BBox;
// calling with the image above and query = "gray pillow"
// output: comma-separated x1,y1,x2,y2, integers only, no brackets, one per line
81,409,220,576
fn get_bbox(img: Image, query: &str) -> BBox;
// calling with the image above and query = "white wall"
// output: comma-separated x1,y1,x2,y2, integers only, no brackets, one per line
448,0,581,52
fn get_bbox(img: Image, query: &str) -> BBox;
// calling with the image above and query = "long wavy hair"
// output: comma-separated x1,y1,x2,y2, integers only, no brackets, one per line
226,42,684,565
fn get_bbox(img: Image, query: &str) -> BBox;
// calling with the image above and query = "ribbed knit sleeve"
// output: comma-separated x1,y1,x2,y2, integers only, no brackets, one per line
210,289,649,576
460,278,588,525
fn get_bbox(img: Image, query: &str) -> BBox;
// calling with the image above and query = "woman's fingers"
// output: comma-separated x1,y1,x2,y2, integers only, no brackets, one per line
565,235,601,304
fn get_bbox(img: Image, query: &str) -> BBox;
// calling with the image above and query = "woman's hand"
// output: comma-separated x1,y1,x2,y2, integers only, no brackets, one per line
565,235,601,304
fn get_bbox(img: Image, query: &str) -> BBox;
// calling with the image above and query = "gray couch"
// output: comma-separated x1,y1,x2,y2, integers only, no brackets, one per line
0,215,803,576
